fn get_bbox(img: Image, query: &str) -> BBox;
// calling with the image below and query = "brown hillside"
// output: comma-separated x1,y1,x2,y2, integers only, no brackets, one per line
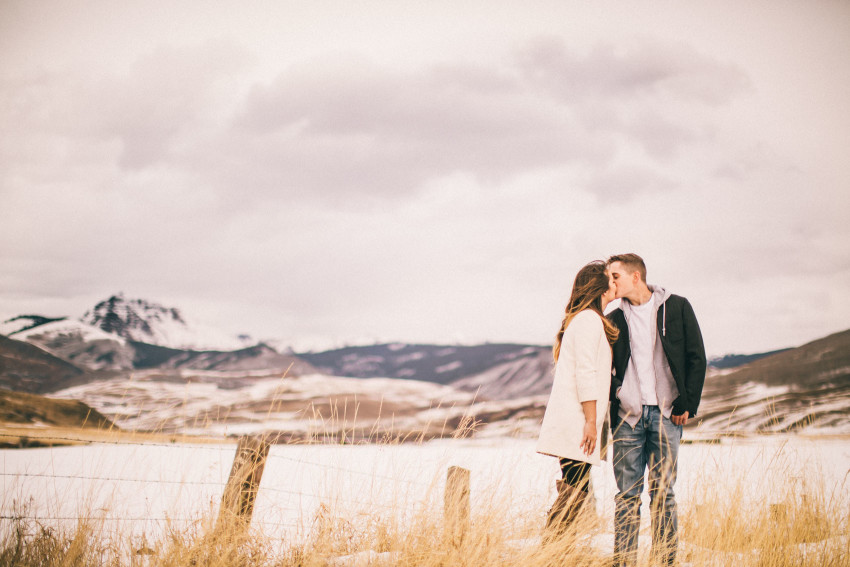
0,388,115,429
709,328,850,389
693,329,850,432
0,334,87,393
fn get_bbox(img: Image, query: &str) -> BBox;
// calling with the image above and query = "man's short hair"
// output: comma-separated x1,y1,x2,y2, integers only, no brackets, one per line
608,253,647,283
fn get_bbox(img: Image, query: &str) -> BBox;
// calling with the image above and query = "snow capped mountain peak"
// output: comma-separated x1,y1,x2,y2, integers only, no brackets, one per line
81,293,247,351
83,293,178,336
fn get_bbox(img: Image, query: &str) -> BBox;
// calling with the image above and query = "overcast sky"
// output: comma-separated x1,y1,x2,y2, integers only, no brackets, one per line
1,1,848,356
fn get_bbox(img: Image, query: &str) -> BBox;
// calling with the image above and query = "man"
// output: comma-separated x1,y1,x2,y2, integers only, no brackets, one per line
606,254,706,566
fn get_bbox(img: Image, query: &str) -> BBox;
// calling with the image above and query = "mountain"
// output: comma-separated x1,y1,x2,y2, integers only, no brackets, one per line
300,342,780,401
0,334,90,393
1,297,317,381
48,371,474,440
708,349,792,370
36,328,850,440
693,329,850,433
0,325,315,392
459,328,850,436
6,318,136,371
5,292,845,437
456,346,809,403
451,348,553,399
82,293,248,351
130,341,318,374
297,343,552,385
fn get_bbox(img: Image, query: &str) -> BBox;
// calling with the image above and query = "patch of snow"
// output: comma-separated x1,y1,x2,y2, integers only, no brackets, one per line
436,361,462,373
123,313,245,351
0,316,58,336
341,354,384,363
12,319,127,345
395,351,426,364
328,550,401,566
738,381,791,399
495,346,543,362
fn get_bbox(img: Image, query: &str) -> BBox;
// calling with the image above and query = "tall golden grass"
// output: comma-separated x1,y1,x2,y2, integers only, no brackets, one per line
1,432,847,566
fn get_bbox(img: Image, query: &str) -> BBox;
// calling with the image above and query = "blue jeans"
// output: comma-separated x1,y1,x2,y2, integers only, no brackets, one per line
612,405,682,566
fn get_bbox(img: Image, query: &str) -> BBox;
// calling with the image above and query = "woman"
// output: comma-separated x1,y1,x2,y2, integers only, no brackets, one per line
537,260,619,538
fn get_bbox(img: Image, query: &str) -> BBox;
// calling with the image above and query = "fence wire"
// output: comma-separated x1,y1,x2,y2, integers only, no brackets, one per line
0,433,450,530
0,471,228,487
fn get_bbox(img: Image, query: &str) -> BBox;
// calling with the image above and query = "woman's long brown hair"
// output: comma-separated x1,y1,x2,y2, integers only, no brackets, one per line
553,260,619,362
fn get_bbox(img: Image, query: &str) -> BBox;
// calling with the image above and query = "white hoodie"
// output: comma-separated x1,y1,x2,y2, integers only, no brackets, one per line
616,285,680,428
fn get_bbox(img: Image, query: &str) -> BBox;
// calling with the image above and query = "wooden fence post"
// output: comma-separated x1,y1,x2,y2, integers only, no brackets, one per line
444,466,470,545
216,435,271,533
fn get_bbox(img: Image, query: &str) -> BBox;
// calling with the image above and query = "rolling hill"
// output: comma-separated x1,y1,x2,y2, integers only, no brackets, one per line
0,388,115,430
692,329,850,433
0,334,90,393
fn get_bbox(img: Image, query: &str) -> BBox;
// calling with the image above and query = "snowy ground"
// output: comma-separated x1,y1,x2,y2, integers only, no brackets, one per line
49,372,477,437
49,371,850,443
2,436,849,556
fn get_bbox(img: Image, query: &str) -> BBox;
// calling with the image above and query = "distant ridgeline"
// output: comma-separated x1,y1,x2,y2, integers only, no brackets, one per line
297,343,551,385
709,349,792,369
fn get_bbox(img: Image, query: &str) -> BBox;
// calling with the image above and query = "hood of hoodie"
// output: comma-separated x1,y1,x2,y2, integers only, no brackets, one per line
621,285,674,336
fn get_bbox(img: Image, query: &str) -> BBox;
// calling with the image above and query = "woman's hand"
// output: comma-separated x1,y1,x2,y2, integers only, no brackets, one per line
579,400,597,456
580,420,597,456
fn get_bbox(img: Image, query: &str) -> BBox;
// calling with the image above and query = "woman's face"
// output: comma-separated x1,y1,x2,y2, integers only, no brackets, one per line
600,271,617,308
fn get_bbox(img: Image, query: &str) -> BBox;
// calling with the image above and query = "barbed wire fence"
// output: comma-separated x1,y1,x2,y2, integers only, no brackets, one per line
0,431,477,545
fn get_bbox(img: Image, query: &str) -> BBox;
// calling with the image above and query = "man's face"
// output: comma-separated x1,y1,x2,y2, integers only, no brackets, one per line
608,261,635,300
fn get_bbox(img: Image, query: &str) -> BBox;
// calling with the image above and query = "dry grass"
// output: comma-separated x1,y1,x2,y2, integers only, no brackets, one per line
2,442,847,567
0,494,613,567
677,461,849,566
2,412,848,567
0,423,227,448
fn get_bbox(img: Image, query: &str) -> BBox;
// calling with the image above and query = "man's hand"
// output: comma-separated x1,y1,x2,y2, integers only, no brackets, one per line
671,411,689,426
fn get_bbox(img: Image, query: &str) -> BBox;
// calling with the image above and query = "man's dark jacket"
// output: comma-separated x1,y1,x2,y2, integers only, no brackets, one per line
607,294,707,424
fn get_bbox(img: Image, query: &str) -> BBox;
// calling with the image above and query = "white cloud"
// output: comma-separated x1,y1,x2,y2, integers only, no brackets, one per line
1,1,849,357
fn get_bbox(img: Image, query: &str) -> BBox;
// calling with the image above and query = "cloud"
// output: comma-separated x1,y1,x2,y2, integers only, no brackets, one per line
0,40,250,177
0,36,757,308
189,38,746,208
93,41,251,169
517,37,749,104
1,36,743,215
2,10,846,358
585,165,678,201
221,56,585,202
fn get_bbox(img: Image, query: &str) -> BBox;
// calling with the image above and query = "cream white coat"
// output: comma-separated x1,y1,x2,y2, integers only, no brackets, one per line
536,309,612,466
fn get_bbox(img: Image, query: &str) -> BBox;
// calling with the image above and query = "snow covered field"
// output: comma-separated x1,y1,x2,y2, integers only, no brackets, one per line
49,372,478,437
2,436,849,553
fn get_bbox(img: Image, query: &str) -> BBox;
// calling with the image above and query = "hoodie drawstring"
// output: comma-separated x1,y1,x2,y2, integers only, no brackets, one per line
662,301,667,336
